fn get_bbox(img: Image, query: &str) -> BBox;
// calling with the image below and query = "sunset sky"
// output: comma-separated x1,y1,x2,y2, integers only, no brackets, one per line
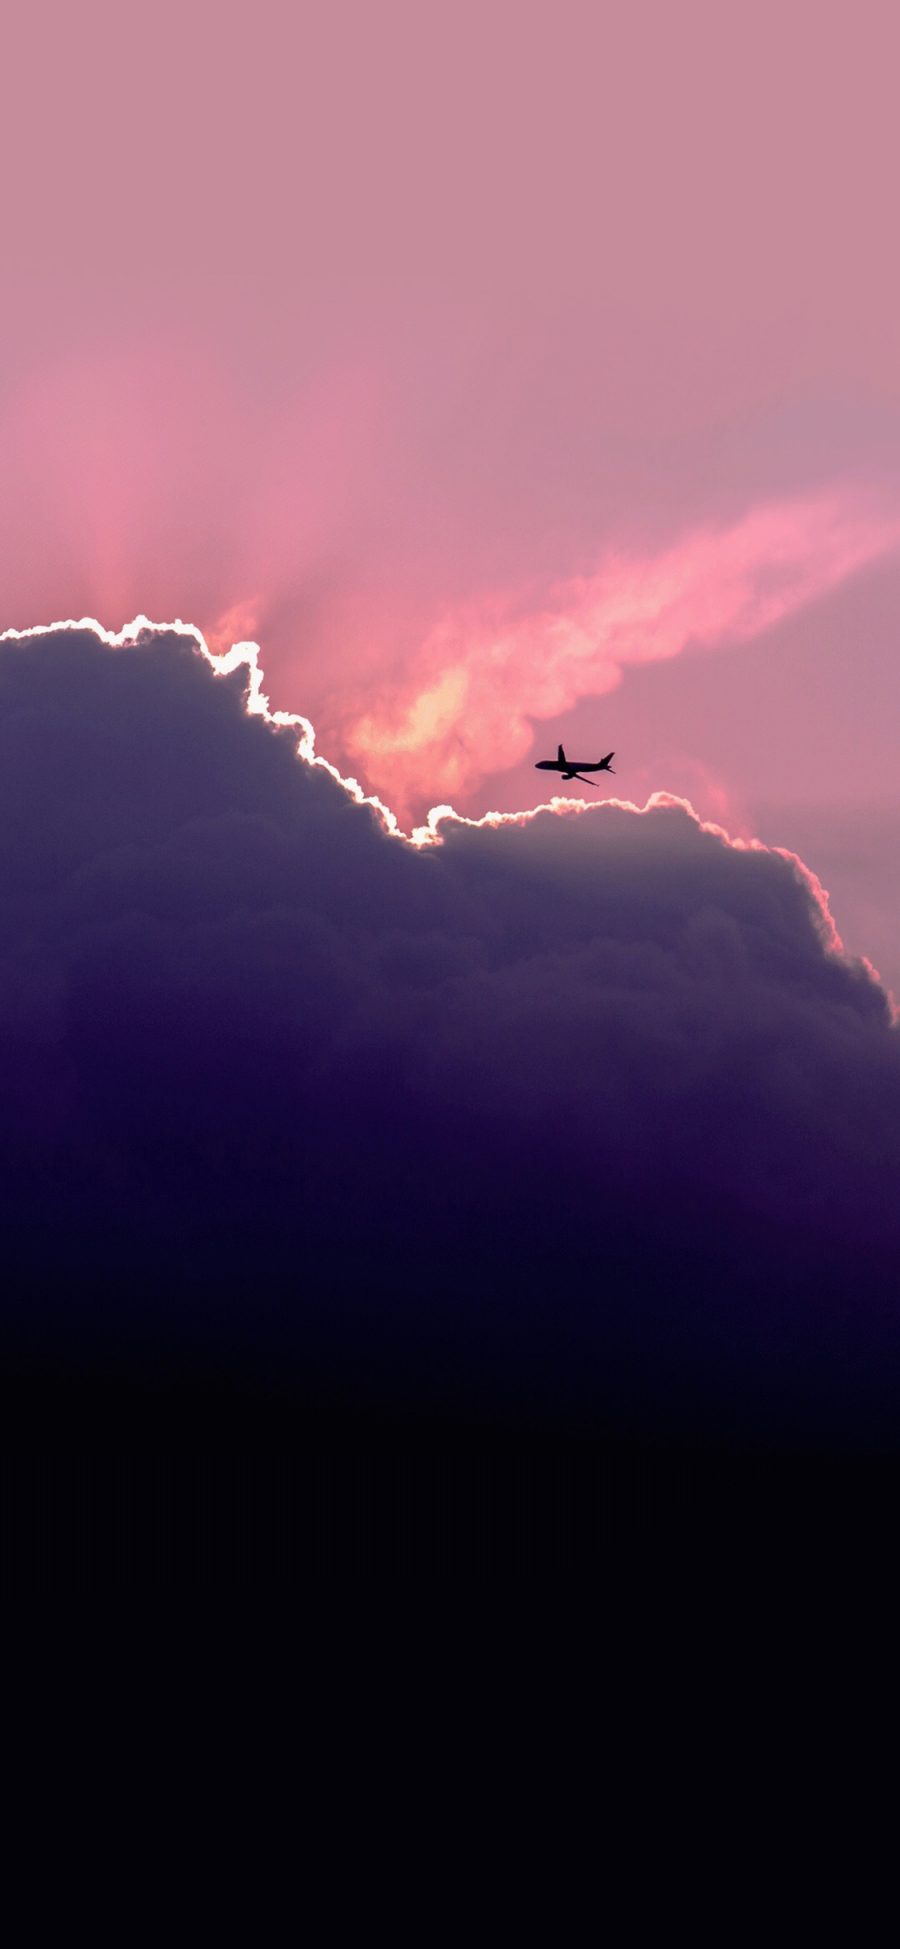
4,0,900,971
4,2,900,1484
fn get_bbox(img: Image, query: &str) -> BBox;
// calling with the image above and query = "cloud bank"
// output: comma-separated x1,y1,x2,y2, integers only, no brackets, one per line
3,619,900,1449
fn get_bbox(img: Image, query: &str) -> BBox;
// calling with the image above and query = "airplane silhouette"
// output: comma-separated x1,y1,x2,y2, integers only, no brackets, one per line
535,743,615,788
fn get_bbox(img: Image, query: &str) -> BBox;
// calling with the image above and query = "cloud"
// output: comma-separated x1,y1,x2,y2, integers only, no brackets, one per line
343,491,900,814
3,617,900,1449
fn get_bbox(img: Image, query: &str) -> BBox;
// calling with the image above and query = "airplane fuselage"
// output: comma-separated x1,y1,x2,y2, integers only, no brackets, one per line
535,760,608,774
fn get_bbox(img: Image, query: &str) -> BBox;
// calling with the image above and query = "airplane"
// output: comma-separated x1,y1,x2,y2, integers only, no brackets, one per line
535,743,615,788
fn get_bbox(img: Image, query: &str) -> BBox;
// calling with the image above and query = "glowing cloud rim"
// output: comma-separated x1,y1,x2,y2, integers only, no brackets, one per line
0,612,889,1007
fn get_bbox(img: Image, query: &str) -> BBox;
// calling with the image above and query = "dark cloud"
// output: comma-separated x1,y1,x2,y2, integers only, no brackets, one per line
3,621,900,1451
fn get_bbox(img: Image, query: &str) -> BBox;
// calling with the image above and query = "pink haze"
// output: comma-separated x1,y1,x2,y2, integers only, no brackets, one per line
2,0,900,975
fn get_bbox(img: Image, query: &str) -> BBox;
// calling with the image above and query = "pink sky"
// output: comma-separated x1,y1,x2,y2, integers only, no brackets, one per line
3,0,900,977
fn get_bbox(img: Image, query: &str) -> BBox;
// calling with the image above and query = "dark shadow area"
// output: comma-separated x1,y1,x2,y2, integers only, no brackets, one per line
3,1351,900,1589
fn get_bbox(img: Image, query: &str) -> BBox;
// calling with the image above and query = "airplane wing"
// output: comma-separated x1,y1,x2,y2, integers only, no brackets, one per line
571,773,600,788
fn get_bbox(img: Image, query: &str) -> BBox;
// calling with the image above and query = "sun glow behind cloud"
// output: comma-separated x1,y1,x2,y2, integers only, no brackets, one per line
1,610,884,1008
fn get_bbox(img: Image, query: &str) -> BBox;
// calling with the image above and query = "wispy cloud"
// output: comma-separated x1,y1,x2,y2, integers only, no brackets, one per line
343,491,900,813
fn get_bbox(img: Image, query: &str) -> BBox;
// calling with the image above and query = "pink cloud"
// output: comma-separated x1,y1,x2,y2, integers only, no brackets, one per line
342,492,900,818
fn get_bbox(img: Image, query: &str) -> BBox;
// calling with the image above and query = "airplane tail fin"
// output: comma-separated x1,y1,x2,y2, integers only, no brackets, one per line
601,752,615,772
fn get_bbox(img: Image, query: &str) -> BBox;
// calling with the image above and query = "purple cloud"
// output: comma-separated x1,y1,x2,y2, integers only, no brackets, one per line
2,620,900,1451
